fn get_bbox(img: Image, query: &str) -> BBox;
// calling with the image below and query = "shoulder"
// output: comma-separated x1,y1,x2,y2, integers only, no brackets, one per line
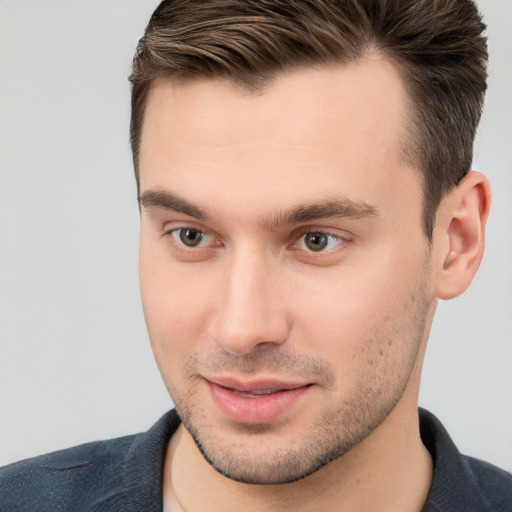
0,434,139,511
463,456,512,511
0,410,181,512
419,408,512,511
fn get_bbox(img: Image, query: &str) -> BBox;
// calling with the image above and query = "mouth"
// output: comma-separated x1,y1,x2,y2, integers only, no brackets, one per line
204,376,313,425
230,388,291,397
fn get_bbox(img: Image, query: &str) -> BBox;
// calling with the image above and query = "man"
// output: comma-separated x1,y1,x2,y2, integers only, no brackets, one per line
1,0,511,510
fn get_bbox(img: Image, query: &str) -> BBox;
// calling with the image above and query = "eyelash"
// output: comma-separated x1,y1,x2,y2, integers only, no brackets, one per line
289,229,347,254
165,226,219,255
163,225,351,258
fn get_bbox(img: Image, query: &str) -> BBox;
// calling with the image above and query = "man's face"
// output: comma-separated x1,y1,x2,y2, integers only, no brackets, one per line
139,58,437,484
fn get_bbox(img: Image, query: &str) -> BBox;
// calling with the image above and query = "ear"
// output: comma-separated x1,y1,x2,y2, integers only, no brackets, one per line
434,171,491,300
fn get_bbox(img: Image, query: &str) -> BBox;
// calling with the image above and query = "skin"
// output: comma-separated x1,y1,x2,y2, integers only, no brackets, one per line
138,56,490,511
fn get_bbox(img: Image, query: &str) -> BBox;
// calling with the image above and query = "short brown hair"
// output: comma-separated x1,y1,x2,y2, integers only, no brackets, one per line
129,0,488,239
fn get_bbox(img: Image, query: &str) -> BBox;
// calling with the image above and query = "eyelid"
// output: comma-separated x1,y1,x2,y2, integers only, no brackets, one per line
291,226,352,242
160,221,352,260
162,222,223,252
296,233,342,251
169,228,210,248
288,226,352,254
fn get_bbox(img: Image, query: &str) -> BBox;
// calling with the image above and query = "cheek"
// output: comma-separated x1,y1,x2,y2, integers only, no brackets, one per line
290,259,429,375
139,239,213,371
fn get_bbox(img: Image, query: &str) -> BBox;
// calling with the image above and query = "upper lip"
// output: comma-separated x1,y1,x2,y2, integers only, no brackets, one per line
203,375,311,392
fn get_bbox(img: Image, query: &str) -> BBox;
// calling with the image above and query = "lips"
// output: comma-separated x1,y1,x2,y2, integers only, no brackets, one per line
205,376,312,425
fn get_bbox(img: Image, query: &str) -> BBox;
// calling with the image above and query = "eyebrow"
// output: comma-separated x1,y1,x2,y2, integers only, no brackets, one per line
264,199,379,229
139,189,208,220
139,189,379,226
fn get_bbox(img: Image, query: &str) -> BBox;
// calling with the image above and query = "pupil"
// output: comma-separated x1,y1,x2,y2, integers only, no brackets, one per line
305,232,328,251
180,229,203,247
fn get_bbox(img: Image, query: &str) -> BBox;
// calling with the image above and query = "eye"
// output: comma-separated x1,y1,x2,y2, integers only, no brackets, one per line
170,228,210,248
295,231,343,252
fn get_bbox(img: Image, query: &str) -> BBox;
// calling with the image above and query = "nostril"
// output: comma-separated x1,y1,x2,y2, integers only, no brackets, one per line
209,314,290,356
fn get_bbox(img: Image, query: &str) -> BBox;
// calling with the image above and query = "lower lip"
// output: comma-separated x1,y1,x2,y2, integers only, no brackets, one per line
206,381,311,425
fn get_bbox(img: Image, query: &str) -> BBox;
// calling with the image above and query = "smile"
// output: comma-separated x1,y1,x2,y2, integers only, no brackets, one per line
204,376,312,425
232,388,284,397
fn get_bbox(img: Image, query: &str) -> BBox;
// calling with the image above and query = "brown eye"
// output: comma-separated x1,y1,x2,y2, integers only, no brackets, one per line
304,232,329,252
177,228,205,247
295,231,343,253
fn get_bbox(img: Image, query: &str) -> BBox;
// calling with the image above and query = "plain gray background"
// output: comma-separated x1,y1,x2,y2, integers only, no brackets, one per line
1,0,511,471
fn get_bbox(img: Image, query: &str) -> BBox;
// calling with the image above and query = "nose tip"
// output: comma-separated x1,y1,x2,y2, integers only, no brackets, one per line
208,261,290,355
210,313,289,356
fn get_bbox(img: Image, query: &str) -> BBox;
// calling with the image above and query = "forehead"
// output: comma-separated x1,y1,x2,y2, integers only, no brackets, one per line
138,57,419,218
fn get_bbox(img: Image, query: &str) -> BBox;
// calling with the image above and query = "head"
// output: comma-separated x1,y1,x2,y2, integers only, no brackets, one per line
130,0,488,240
132,0,490,485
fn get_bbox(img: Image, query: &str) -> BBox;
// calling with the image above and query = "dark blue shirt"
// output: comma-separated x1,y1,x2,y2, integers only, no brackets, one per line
1,409,511,511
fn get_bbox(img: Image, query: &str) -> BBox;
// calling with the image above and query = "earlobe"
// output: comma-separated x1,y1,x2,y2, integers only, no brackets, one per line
434,171,491,300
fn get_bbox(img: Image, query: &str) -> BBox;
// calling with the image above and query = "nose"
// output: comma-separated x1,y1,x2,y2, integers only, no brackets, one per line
209,249,291,355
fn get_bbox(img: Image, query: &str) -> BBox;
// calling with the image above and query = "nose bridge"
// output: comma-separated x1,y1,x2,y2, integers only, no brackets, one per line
210,244,289,355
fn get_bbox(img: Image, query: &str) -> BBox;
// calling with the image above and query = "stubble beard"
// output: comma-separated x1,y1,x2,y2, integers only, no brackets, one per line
165,278,432,485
